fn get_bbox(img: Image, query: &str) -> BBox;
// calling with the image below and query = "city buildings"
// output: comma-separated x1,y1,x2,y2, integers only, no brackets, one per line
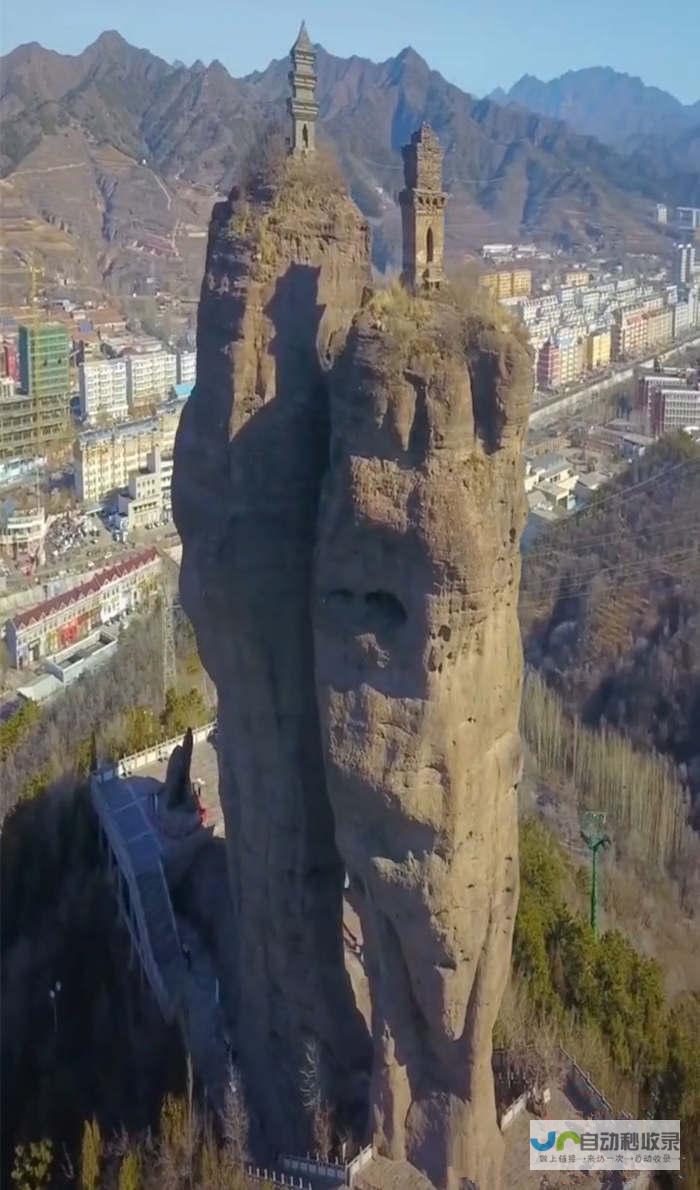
514,260,700,391
3,323,72,455
563,270,590,288
125,350,177,408
74,397,185,503
78,357,129,422
5,547,161,668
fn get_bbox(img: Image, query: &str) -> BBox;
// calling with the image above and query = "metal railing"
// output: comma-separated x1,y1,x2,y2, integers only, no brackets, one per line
279,1146,373,1187
246,1165,311,1188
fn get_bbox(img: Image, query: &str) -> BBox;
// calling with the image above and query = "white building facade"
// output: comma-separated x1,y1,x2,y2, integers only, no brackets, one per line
177,350,196,386
78,358,128,421
125,351,177,407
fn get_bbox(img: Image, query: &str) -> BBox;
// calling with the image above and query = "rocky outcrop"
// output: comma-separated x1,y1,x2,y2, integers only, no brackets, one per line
174,152,532,1187
173,145,373,1150
354,1156,438,1190
313,294,531,1189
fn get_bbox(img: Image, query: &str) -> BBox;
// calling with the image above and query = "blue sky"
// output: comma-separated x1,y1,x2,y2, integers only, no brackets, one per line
2,0,698,105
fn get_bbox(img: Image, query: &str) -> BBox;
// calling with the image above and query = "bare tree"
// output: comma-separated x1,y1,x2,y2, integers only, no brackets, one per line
299,1038,333,1161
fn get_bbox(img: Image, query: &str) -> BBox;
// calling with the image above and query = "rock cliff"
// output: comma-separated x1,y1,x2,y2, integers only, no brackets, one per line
173,143,373,1149
314,293,530,1188
174,150,532,1187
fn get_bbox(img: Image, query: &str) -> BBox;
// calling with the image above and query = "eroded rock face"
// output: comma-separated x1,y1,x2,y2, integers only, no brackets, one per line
173,151,373,1149
313,299,531,1188
174,148,532,1186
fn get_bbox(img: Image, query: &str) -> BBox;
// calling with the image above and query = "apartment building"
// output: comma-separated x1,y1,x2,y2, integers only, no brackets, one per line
1,384,69,461
586,329,612,370
78,358,128,421
117,445,174,530
1,323,72,457
177,350,196,386
677,208,700,231
612,307,648,359
125,350,177,407
648,386,700,436
536,340,561,390
480,269,532,299
74,398,185,503
645,306,673,349
557,334,585,385
674,243,697,288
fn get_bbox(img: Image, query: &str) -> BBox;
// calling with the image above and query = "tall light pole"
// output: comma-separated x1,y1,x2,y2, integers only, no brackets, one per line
581,811,610,936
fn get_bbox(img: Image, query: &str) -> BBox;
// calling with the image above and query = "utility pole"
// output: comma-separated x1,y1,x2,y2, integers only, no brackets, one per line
580,811,610,936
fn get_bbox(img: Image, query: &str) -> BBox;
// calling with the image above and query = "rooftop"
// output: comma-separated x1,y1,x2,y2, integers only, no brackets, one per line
10,547,159,630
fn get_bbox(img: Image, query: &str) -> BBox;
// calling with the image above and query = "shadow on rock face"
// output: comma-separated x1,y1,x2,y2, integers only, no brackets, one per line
313,298,530,1189
175,232,373,1154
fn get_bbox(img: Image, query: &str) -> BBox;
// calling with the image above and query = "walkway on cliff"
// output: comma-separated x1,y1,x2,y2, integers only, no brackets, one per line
91,770,230,1109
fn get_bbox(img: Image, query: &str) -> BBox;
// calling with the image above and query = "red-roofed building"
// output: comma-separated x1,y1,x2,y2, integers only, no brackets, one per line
6,548,161,669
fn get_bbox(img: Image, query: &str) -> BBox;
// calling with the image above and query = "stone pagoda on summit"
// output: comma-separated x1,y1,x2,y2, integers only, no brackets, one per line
287,21,319,157
399,123,447,291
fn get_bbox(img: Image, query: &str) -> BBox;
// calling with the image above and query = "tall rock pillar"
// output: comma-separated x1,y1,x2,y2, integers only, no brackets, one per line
313,294,532,1188
172,147,372,1149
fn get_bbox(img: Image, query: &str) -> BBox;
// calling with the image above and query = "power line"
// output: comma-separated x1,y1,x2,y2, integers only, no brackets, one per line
528,512,700,563
519,548,700,612
563,457,700,521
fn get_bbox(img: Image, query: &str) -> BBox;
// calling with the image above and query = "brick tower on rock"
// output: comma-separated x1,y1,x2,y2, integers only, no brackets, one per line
399,123,447,291
287,21,319,157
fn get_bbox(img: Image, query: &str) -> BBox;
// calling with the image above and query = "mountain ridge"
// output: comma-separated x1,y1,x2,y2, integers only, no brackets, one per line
1,33,697,299
494,65,700,153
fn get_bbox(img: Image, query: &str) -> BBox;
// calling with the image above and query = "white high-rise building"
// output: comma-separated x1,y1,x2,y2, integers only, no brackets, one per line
78,358,128,422
125,350,177,408
177,350,196,386
674,243,697,289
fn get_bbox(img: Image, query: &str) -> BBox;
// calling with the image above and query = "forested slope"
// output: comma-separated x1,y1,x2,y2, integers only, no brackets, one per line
521,435,700,811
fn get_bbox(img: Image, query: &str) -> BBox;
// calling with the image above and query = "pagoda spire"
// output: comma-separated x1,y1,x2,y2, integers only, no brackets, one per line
287,21,319,156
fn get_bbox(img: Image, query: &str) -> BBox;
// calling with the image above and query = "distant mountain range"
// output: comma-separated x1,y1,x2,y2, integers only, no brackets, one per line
492,67,700,174
0,33,698,299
